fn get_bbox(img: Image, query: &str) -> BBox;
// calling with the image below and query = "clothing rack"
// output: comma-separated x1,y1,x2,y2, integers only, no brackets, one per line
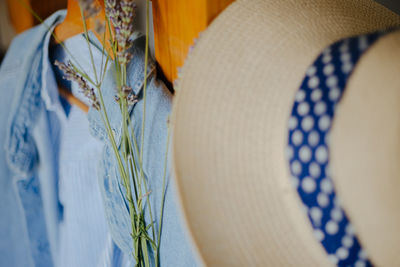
7,0,234,85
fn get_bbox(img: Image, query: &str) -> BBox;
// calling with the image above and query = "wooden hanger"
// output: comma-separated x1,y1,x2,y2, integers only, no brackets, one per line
54,0,107,44
8,0,234,112
7,0,67,33
57,0,235,111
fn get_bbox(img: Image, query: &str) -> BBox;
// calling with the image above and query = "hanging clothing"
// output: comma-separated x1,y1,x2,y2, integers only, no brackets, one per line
0,10,199,267
49,32,129,267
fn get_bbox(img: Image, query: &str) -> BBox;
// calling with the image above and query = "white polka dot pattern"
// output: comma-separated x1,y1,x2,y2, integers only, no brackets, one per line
286,30,388,266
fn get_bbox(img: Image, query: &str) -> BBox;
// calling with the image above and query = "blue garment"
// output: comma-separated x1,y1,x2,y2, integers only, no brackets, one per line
50,32,130,266
0,10,199,267
287,30,393,266
0,12,65,267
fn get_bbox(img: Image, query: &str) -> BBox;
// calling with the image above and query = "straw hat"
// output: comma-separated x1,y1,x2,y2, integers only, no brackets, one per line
171,0,400,266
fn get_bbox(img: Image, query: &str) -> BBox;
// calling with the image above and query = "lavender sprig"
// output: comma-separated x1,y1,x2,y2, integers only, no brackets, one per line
127,93,139,105
54,60,101,110
53,2,161,265
114,85,138,105
118,0,136,49
105,0,120,28
106,0,136,65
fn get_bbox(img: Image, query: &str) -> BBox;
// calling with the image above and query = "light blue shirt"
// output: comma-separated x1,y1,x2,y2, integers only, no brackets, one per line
49,31,131,267
0,10,200,267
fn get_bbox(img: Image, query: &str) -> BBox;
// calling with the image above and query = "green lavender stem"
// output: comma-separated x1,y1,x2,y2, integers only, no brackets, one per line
81,8,142,264
139,0,150,200
139,0,158,248
81,8,99,84
155,122,170,267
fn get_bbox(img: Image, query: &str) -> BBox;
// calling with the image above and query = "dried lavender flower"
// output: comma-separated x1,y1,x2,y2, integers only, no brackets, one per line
127,94,138,105
94,19,106,34
105,0,119,24
117,50,133,65
116,85,138,105
118,0,136,47
121,85,132,95
54,60,101,110
106,0,137,65
77,0,100,18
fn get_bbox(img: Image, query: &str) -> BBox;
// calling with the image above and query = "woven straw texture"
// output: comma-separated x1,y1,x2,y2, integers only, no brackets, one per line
171,0,400,266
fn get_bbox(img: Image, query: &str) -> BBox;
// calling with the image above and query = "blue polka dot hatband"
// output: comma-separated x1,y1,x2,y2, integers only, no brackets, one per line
287,28,399,267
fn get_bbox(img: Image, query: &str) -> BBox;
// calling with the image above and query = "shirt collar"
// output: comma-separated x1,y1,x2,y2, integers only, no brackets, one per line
5,10,66,178
41,24,65,119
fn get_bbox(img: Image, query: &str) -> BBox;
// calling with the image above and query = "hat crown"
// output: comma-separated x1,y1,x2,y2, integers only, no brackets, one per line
172,0,400,266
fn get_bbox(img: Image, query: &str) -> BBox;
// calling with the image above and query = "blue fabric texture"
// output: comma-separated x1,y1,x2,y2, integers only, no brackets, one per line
287,30,393,266
0,10,199,267
50,32,128,267
0,11,66,267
